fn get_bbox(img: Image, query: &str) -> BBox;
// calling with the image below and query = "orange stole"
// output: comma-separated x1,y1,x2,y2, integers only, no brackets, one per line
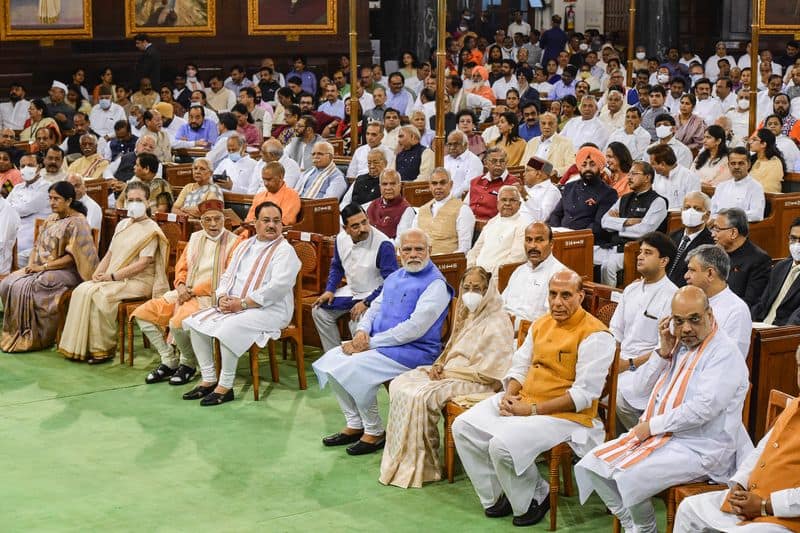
520,308,609,428
720,398,800,530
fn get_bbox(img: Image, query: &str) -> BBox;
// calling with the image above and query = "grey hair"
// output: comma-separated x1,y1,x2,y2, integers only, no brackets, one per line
485,146,506,159
498,184,521,200
399,124,420,141
313,140,335,155
430,167,451,180
228,134,245,148
368,148,388,163
396,227,431,249
686,244,730,279
684,190,711,212
193,157,213,170
447,129,468,145
718,207,749,237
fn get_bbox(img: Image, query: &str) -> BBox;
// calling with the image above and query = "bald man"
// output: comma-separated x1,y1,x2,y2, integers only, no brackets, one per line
575,286,752,533
454,269,615,526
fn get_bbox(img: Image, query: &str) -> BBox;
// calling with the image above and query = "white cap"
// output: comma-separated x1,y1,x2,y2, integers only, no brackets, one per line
51,80,67,92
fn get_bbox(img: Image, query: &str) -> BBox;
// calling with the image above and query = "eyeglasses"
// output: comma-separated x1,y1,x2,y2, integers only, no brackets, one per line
486,158,506,164
710,226,734,233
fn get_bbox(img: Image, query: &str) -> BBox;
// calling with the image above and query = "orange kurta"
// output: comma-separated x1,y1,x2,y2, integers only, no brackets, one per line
245,183,301,226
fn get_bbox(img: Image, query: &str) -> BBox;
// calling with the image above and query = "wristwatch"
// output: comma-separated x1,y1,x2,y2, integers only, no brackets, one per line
530,403,538,416
761,498,769,517
241,299,249,310
628,358,637,371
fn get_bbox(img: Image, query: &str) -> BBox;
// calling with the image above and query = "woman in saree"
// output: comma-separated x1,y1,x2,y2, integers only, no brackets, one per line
0,181,98,352
58,181,169,364
379,266,515,488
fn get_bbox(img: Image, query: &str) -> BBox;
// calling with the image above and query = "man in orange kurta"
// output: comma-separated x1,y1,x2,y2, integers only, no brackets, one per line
674,346,800,532
132,200,241,385
245,161,301,226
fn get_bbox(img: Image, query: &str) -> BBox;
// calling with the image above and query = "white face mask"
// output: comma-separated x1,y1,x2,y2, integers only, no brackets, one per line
655,125,673,139
127,200,147,219
738,99,750,110
461,291,482,313
790,242,800,262
579,43,589,51
657,73,670,84
636,52,646,60
691,74,703,84
99,98,112,110
681,207,706,228
20,165,38,182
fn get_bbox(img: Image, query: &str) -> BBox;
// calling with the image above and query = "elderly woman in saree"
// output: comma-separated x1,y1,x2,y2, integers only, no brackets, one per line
0,181,98,352
171,157,224,218
58,181,169,364
379,266,515,488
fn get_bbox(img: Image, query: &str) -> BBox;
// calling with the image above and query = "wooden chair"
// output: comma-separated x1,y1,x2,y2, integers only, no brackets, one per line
621,240,641,288
497,261,524,293
443,319,532,483
291,198,341,236
163,163,195,188
552,229,594,280
84,178,110,210
401,181,434,207
1,240,18,281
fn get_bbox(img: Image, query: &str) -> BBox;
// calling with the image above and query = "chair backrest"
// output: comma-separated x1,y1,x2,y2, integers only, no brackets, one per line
287,231,324,294
551,229,594,280
622,240,641,287
600,344,621,441
517,319,532,348
402,181,434,207
11,239,17,272
596,302,618,327
84,178,110,210
497,261,524,294
431,252,467,292
33,218,46,246
766,389,796,432
222,192,255,222
292,198,341,236
290,241,321,329
163,163,195,187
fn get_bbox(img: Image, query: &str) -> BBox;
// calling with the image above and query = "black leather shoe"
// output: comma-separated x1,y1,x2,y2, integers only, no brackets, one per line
145,364,176,384
200,389,234,406
512,496,550,527
168,365,196,385
182,383,217,400
484,493,513,518
346,437,386,456
322,431,364,447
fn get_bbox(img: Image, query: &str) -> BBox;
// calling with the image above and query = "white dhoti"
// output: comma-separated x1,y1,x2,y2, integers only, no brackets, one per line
674,490,792,532
452,392,605,516
615,370,648,432
575,441,707,533
593,246,624,287
312,347,410,435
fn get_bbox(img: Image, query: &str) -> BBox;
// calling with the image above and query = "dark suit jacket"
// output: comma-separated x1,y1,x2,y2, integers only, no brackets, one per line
727,239,772,309
751,257,800,325
668,227,715,287
135,44,161,88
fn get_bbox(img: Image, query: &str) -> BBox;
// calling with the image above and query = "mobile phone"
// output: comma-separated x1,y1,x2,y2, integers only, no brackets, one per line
669,319,676,337
212,170,228,183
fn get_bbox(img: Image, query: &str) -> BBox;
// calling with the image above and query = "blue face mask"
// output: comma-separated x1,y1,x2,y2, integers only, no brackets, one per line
229,153,242,163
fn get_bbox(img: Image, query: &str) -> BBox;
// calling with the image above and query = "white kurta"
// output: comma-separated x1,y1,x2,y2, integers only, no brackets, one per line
466,212,528,274
78,195,102,231
653,166,701,210
501,253,564,324
606,126,652,160
561,117,611,151
335,228,390,299
695,98,725,125
7,178,51,260
411,197,475,253
0,197,21,275
444,150,485,198
89,103,127,138
648,139,694,169
214,156,258,194
576,329,752,508
345,144,395,179
710,175,766,222
182,237,300,355
519,179,561,223
709,286,753,359
613,276,678,411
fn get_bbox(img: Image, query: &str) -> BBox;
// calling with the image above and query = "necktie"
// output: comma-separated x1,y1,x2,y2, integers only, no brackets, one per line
669,235,691,276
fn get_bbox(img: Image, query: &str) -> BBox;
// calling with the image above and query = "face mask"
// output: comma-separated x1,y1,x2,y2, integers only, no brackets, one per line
681,207,705,228
127,200,146,219
656,125,673,139
579,43,589,51
790,242,800,262
461,291,482,313
636,52,646,60
20,165,37,182
691,74,703,84
186,69,197,78
229,153,242,163
738,99,750,110
657,73,670,84
99,98,111,110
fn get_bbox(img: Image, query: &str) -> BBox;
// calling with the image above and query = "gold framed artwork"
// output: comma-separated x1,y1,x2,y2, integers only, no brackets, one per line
125,0,216,38
1,0,93,40
759,0,800,33
247,0,337,36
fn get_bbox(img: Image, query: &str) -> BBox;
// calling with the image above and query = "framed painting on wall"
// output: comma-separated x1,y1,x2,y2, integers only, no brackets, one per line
247,0,337,36
125,0,216,38
1,0,92,40
759,0,800,33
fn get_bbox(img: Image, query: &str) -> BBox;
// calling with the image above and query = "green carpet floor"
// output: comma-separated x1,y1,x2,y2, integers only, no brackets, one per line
0,332,665,532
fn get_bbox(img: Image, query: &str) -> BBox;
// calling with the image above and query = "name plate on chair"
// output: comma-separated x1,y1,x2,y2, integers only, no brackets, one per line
166,213,177,222
300,231,312,242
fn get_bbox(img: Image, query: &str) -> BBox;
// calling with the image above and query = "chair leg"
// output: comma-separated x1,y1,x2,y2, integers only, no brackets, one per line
561,450,575,497
127,318,135,366
117,307,126,364
249,345,260,401
666,489,676,533
612,517,621,533
294,337,307,390
443,409,456,483
268,339,279,383
213,339,221,380
548,450,560,531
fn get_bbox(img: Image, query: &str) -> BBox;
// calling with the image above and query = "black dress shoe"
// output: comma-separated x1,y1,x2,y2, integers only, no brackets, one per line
182,383,217,400
168,364,196,385
322,431,364,446
200,389,234,406
484,493,513,518
346,437,386,456
145,364,177,384
512,496,551,527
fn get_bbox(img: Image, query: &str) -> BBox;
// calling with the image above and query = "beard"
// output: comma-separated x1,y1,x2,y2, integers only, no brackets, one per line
403,258,429,273
580,170,599,183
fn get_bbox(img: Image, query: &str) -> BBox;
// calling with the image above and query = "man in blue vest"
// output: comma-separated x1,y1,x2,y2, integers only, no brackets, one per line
313,228,454,456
